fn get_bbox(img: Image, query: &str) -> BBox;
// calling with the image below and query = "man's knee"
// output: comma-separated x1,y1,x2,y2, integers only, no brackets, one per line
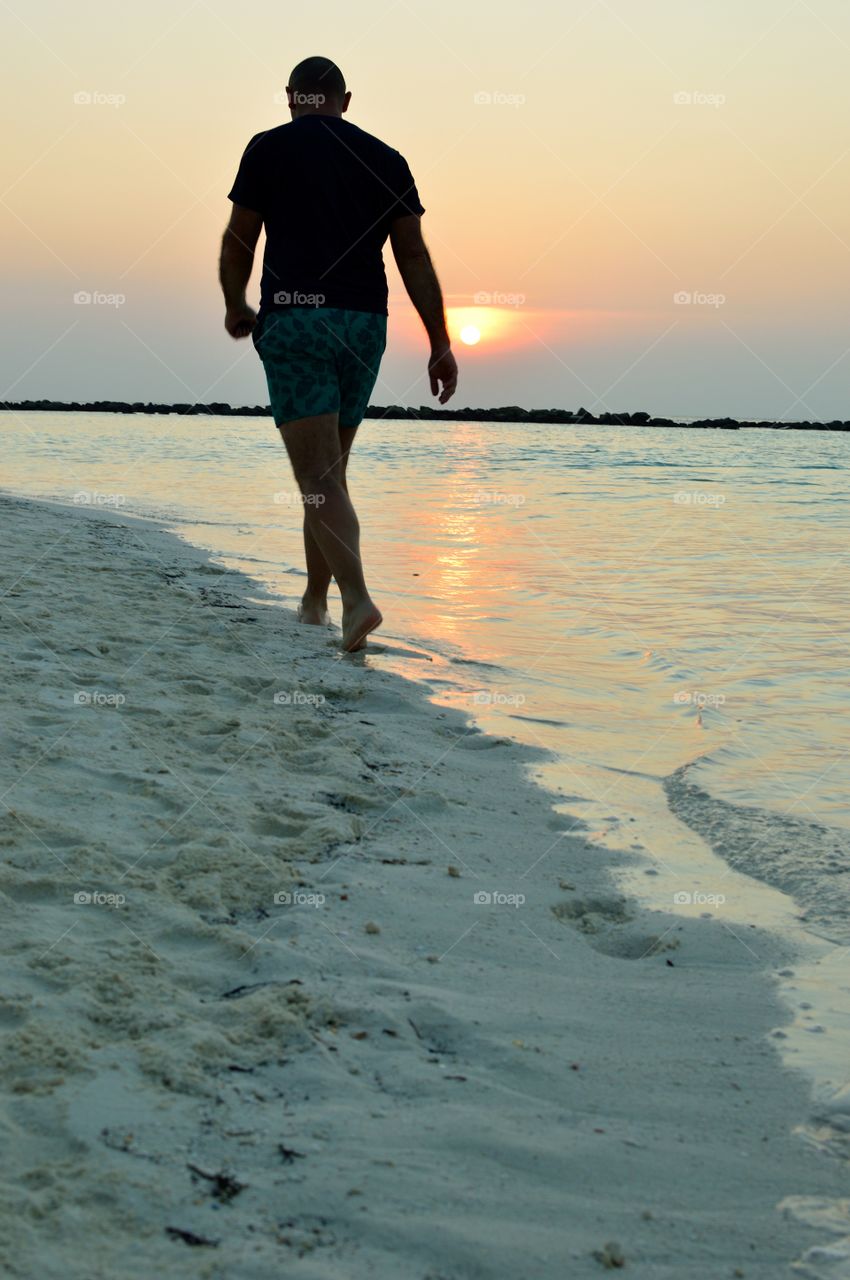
280,414,343,490
293,466,342,500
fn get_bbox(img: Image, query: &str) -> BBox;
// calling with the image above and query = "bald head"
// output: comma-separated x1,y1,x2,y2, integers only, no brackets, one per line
287,57,349,117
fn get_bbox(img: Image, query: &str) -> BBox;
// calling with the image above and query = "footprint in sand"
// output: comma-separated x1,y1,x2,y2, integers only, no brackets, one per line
552,896,680,960
0,996,32,1030
194,718,241,736
449,728,511,750
250,814,310,839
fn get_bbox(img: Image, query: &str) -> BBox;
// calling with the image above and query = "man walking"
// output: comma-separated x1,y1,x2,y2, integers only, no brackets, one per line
219,56,458,651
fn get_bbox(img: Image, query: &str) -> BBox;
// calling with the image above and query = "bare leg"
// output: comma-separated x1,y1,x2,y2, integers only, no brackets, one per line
279,413,381,652
299,426,356,625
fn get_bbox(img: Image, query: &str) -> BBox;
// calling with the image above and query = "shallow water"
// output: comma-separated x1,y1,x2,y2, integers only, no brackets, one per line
6,412,848,938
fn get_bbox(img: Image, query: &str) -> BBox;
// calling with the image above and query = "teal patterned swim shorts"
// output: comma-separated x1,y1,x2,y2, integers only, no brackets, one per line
252,306,387,429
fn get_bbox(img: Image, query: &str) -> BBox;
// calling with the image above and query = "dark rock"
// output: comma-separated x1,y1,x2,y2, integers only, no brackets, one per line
1,401,847,430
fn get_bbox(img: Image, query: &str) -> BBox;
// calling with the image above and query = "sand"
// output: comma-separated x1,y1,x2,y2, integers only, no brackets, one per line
0,490,848,1279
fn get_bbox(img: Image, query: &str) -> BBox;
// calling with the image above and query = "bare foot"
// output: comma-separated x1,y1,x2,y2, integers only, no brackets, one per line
297,596,331,626
341,600,382,653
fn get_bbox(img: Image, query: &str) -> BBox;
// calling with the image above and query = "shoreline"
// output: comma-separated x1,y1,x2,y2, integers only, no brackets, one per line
4,400,850,431
1,491,848,1278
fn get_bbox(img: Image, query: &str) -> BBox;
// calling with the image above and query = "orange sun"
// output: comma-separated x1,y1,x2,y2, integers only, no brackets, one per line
447,306,506,347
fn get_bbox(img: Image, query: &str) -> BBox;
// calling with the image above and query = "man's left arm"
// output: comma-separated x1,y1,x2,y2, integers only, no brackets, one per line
219,204,263,338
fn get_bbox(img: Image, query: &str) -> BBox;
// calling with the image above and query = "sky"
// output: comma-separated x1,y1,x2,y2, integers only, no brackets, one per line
2,0,850,419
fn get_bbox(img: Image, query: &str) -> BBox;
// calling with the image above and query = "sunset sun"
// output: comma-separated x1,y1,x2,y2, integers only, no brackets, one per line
446,306,509,347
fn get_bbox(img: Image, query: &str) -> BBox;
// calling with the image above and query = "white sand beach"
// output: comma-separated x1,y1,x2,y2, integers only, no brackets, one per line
0,491,848,1279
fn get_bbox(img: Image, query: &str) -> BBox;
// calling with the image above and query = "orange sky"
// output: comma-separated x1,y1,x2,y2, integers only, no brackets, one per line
2,0,850,417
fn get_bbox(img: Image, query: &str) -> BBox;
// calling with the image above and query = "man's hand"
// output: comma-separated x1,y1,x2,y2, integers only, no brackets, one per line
428,346,458,404
390,216,457,403
219,204,263,338
224,303,257,339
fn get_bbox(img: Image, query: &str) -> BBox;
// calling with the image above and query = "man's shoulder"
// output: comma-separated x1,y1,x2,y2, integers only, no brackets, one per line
244,122,290,150
341,122,414,176
259,118,406,161
335,118,402,158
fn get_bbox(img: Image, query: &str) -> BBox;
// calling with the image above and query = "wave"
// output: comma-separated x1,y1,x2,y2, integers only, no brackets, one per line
665,764,850,944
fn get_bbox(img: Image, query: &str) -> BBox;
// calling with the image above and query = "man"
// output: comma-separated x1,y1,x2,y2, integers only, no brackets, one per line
219,56,458,652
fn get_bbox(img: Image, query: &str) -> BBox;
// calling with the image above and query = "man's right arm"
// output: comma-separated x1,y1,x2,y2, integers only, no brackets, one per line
389,215,458,404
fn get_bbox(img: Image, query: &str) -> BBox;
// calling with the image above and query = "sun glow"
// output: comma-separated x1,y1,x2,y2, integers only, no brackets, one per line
446,306,511,347
398,305,584,353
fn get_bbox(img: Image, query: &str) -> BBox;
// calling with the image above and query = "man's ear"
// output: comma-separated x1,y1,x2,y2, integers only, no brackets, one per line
342,90,352,114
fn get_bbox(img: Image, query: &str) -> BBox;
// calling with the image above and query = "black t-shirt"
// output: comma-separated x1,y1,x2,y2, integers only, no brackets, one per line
227,116,425,317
